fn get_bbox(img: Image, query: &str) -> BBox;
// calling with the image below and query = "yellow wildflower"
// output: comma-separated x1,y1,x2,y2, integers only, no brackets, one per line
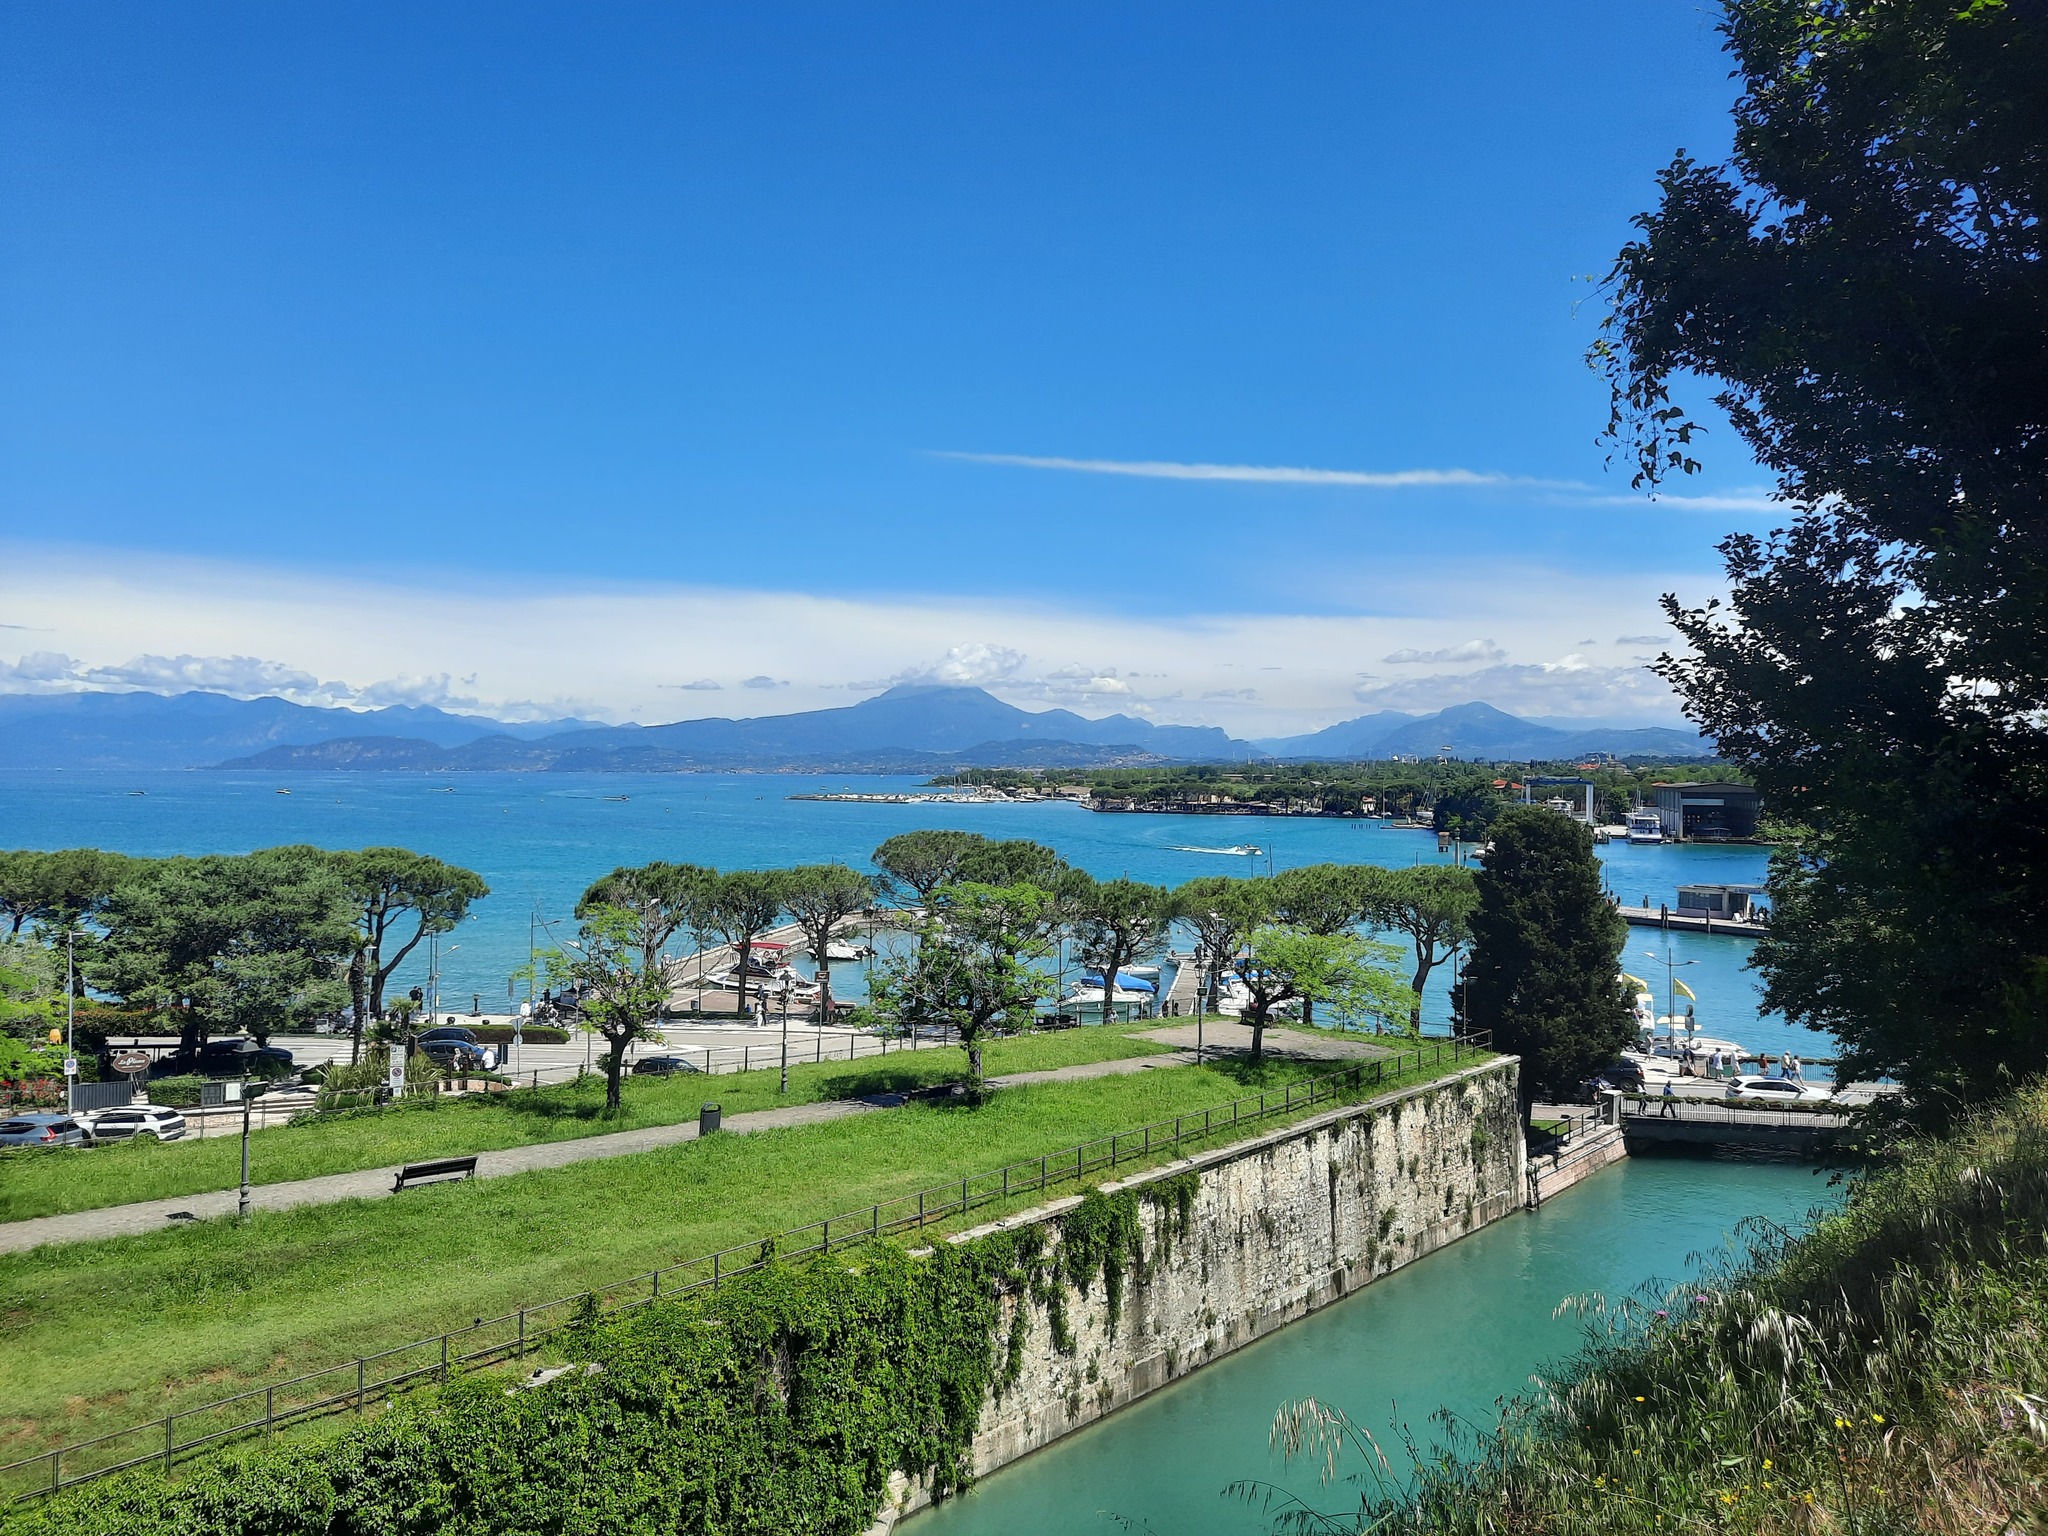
1871,1413,1885,1424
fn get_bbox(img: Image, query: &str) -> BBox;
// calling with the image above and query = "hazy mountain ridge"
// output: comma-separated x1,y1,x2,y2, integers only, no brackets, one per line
1255,701,1709,760
0,692,599,771
0,685,1711,772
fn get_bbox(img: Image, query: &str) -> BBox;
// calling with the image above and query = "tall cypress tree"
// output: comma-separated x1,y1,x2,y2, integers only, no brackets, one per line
1464,806,1634,1121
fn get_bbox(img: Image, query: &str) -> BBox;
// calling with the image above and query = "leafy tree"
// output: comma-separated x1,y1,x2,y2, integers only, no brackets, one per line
1358,865,1479,1030
1602,0,2048,1125
1232,926,1417,1063
1171,876,1272,1012
1270,865,1368,1025
871,882,1056,1082
780,863,875,1024
1462,807,1634,1121
545,903,670,1111
705,869,789,1015
954,838,1075,893
0,851,44,935
93,847,356,1053
576,861,714,973
1066,878,1172,1025
871,830,983,907
336,849,490,1064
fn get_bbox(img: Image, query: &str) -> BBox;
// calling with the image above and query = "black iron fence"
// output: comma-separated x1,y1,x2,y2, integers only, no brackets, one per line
2,1032,1495,1503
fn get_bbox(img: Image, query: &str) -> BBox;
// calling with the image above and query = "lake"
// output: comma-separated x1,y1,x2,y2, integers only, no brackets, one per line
0,769,1818,1054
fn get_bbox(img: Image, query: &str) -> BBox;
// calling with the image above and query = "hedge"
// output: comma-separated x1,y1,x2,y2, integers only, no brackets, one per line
6,1179,1196,1536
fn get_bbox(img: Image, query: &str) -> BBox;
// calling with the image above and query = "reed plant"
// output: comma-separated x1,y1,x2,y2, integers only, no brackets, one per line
1257,1085,2048,1534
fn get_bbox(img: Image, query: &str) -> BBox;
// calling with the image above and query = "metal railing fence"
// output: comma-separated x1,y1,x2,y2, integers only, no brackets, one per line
2,1032,1492,1503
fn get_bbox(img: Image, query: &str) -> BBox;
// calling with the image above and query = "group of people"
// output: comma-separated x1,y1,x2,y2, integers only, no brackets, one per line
1675,1045,1806,1081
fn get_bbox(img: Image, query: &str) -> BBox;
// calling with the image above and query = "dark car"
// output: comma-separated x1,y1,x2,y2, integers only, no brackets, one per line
1583,1058,1647,1097
417,1026,481,1046
0,1113,90,1148
631,1054,702,1077
419,1038,490,1071
161,1038,296,1077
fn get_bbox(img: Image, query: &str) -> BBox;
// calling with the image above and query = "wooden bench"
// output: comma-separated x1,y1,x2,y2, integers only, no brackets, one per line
392,1155,479,1192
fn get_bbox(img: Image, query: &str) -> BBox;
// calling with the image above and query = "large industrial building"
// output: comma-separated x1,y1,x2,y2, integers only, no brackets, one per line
1650,781,1762,841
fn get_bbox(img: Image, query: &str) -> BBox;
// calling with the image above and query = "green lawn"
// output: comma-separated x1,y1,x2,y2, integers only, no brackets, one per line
0,1048,1483,1467
0,1025,1175,1223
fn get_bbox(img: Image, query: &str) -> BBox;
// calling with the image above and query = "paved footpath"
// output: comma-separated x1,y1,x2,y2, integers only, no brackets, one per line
0,1054,1191,1255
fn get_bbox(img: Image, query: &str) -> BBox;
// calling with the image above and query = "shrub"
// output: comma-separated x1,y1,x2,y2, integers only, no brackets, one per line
145,1076,207,1109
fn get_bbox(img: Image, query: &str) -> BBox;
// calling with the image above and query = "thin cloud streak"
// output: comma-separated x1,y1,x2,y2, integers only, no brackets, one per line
935,451,1585,491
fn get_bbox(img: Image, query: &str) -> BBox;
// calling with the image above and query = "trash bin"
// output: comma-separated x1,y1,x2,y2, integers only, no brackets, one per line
699,1102,722,1136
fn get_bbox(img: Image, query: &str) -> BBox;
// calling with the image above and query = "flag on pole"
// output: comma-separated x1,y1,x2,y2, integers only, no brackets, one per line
1673,977,1697,1002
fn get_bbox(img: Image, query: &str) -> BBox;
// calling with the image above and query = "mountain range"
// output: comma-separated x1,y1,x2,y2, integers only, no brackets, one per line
1253,701,1708,761
0,685,1710,772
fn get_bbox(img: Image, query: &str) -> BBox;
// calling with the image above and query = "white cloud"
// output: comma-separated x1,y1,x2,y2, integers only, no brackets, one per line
1382,639,1505,666
664,679,724,691
937,451,1583,491
741,675,788,690
0,543,1701,736
1616,634,1667,646
884,642,1027,689
0,649,489,713
1352,656,1677,717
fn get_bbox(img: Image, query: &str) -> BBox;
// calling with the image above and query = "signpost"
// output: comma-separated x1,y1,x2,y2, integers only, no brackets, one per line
110,1049,152,1076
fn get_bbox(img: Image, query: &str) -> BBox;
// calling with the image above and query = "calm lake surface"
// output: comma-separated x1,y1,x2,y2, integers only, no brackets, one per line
0,769,1817,1053
909,1157,1831,1536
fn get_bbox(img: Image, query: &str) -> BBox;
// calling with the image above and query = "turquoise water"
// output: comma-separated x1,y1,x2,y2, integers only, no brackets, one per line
909,1157,1831,1535
0,770,1815,1053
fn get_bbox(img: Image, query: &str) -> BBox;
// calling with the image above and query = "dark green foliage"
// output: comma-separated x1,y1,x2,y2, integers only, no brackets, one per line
92,848,357,1052
1603,0,2048,1128
1463,808,1633,1116
5,1174,1206,1536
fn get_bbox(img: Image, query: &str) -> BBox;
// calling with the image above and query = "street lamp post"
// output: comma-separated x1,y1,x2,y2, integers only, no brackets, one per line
63,928,77,1111
778,983,791,1094
236,1038,259,1220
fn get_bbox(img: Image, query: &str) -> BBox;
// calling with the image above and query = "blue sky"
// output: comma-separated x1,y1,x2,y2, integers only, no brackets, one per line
0,3,1769,733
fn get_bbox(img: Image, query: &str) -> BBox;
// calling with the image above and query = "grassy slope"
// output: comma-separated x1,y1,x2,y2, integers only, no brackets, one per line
0,1049,1474,1462
0,1026,1174,1222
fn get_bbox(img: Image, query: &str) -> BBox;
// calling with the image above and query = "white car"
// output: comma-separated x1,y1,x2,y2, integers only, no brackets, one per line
1724,1075,1832,1105
81,1104,189,1143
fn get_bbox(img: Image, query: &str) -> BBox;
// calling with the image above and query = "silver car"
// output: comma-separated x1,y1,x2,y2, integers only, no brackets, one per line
1724,1074,1833,1104
82,1104,189,1143
0,1113,90,1148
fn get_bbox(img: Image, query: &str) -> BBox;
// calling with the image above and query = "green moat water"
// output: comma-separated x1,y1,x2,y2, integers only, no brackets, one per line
909,1156,1830,1535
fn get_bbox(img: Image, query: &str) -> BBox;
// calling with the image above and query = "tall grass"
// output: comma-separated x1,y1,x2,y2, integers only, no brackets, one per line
1259,1085,2048,1534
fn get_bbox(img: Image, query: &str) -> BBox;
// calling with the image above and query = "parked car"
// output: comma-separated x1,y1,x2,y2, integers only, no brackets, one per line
152,1038,296,1078
631,1054,703,1077
80,1104,188,1143
419,1038,490,1071
0,1112,90,1148
417,1026,481,1046
1724,1075,1833,1104
1582,1058,1647,1097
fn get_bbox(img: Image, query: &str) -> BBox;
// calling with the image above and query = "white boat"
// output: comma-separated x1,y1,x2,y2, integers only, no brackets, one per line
823,941,869,963
1625,810,1664,844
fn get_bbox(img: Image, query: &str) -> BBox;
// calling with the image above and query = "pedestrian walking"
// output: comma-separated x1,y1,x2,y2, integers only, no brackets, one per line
1659,1078,1678,1118
1707,1047,1723,1080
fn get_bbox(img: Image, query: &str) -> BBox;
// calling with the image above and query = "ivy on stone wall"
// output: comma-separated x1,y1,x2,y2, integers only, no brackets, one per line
5,1174,1202,1536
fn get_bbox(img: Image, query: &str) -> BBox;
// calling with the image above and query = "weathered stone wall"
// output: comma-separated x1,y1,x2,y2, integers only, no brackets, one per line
879,1056,1524,1529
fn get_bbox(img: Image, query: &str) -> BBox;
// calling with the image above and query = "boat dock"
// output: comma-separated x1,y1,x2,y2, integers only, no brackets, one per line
1160,953,1205,1015
1616,904,1769,938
